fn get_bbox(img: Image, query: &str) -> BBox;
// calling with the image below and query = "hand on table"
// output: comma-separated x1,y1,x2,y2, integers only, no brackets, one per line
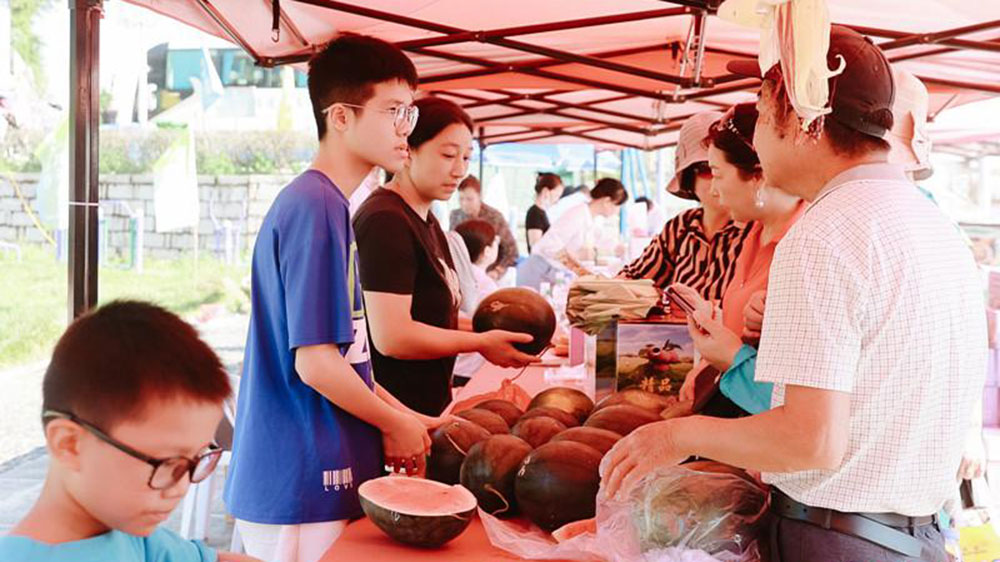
382,412,432,476
600,420,686,501
687,305,743,372
479,330,540,368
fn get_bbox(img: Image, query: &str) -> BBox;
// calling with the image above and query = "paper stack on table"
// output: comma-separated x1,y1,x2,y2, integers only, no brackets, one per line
566,276,660,335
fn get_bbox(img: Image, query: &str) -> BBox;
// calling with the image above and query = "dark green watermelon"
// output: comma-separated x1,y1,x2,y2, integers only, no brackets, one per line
584,404,660,436
595,388,676,414
528,387,594,423
427,418,491,484
551,426,622,455
474,399,524,427
459,435,533,517
514,441,603,532
633,461,766,554
518,406,579,429
359,476,476,548
456,408,510,435
473,288,556,355
511,416,567,449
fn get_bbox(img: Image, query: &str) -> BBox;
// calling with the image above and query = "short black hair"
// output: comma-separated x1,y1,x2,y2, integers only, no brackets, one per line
308,34,419,140
455,219,496,263
535,173,563,194
42,301,231,431
409,96,474,149
635,196,653,211
590,178,628,205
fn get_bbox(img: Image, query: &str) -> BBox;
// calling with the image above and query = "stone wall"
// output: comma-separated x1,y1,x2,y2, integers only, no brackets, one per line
0,173,293,261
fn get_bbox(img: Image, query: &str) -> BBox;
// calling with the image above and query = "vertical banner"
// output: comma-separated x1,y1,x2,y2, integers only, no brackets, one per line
153,127,199,233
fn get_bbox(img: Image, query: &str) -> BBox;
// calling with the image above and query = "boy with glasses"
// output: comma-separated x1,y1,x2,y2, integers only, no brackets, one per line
0,300,256,561
222,34,441,562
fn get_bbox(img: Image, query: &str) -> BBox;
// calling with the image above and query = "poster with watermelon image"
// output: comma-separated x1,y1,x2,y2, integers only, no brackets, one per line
614,321,695,398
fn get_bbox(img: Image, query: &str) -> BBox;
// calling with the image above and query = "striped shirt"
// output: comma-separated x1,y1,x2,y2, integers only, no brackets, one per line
620,207,752,300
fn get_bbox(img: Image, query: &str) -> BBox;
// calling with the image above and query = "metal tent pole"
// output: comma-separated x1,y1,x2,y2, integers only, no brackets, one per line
68,0,102,318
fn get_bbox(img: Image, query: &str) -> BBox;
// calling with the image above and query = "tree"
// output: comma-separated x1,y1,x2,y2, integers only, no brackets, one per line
11,0,55,92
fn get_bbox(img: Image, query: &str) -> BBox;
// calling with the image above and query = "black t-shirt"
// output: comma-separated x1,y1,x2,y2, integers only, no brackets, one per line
353,188,461,416
524,204,550,254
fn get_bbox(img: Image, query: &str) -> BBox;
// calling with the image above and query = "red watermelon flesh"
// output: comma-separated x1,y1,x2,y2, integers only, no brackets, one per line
359,476,476,548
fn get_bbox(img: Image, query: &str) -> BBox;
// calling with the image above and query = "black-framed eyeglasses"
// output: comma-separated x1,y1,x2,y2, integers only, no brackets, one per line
322,101,419,135
43,409,222,490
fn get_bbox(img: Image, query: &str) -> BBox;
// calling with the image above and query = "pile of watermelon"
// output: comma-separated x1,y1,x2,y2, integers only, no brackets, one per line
427,386,673,533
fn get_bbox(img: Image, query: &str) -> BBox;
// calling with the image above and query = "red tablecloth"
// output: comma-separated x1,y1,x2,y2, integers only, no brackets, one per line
319,517,558,561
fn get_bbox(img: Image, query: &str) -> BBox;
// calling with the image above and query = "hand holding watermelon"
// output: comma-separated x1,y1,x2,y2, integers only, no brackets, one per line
477,330,541,368
383,411,433,476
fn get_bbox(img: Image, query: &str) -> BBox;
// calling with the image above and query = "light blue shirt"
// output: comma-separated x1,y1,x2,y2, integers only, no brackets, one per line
0,527,217,562
719,344,772,415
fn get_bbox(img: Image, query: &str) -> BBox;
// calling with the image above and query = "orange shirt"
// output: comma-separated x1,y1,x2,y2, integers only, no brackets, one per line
720,202,807,335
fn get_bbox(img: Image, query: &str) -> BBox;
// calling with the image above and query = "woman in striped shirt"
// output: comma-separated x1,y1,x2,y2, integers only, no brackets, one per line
619,111,752,300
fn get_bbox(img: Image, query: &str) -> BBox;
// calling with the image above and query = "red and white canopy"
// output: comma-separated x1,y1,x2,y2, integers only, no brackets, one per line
125,0,1000,149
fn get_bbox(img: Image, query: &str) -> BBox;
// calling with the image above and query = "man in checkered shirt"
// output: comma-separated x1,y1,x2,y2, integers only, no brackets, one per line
602,26,987,562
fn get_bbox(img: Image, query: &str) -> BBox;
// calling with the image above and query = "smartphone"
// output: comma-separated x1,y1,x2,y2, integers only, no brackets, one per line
666,286,698,316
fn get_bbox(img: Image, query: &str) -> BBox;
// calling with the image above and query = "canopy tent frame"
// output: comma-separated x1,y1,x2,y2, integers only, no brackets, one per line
202,0,1000,149
66,0,1000,317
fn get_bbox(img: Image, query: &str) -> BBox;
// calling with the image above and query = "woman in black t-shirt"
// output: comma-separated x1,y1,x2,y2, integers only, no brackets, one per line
354,97,537,416
525,172,564,253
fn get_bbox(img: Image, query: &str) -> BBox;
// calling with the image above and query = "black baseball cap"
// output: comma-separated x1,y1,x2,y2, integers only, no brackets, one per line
727,25,895,139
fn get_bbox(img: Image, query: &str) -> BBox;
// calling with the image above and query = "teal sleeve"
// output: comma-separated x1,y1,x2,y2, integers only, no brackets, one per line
719,345,773,415
143,528,218,562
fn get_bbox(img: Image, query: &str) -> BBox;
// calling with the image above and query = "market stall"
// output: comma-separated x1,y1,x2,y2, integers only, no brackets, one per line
51,2,1000,562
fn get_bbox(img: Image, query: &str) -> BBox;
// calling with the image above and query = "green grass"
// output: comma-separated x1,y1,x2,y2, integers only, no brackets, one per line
0,245,249,369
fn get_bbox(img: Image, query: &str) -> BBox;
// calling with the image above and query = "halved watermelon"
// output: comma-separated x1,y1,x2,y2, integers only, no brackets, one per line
358,476,476,548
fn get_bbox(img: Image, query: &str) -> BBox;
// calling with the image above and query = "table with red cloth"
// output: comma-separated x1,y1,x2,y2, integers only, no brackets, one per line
321,358,578,561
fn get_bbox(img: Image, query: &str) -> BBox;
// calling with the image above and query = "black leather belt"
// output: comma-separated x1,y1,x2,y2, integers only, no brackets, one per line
770,489,938,558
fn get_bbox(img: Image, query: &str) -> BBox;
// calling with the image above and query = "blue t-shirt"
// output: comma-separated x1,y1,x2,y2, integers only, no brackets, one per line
0,528,215,562
224,170,383,525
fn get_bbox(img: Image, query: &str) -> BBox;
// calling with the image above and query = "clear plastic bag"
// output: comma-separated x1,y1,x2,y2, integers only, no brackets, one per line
612,464,768,558
479,464,768,562
479,509,606,561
